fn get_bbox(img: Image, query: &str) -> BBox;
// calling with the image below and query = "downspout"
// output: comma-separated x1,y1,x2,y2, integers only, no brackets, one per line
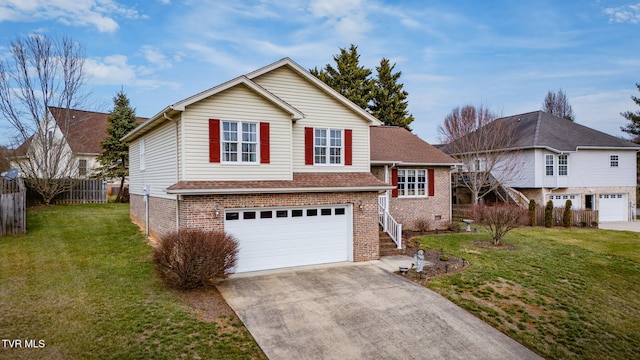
163,111,180,231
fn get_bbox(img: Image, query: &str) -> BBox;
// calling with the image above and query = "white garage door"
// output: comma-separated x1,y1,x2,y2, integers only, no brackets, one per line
224,205,352,273
599,194,627,222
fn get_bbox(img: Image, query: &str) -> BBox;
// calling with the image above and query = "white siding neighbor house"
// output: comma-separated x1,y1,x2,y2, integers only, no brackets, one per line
446,111,640,222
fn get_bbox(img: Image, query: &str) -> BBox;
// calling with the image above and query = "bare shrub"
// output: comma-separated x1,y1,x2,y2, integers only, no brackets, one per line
152,229,238,290
470,204,528,245
414,218,432,233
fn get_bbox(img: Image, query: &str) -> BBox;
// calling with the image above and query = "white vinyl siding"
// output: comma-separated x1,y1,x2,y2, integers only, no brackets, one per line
127,122,177,199
252,66,371,173
181,85,292,181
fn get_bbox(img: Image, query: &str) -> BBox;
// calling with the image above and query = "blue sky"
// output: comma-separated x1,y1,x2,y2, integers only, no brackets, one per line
0,0,639,145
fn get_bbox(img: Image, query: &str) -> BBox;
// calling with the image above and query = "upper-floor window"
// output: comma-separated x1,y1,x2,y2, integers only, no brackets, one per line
545,154,554,176
314,128,342,165
398,169,427,197
78,159,87,177
222,121,257,163
558,154,568,176
610,154,619,167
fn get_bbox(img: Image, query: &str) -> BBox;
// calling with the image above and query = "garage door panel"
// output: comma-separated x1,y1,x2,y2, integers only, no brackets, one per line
225,205,351,273
599,194,627,222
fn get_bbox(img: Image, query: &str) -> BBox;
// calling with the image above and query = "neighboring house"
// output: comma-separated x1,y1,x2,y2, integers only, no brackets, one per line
122,58,396,273
447,111,640,222
370,126,460,230
13,107,146,192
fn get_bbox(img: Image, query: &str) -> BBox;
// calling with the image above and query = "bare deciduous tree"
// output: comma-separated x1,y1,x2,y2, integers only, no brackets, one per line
470,204,528,245
438,104,523,204
542,89,575,121
0,34,88,204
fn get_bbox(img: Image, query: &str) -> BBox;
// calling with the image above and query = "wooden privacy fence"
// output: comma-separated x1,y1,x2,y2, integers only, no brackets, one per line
51,179,107,204
0,178,26,236
534,207,599,227
452,204,599,227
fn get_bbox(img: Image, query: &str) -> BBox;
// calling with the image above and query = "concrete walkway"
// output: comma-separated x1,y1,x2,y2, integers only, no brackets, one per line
218,259,542,360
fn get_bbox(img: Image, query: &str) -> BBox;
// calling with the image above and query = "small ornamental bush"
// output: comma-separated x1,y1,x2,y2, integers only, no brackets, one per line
528,199,537,226
414,218,432,233
471,204,528,245
544,200,554,228
152,229,239,290
563,200,572,228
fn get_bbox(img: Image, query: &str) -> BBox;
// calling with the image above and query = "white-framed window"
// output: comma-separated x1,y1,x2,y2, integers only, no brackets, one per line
398,169,427,197
222,120,257,163
314,128,342,165
139,138,145,171
610,154,619,167
545,154,554,176
558,154,568,176
78,159,87,177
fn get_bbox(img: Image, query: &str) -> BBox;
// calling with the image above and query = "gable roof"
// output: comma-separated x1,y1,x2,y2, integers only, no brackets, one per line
122,57,382,142
245,58,382,126
14,107,146,156
370,126,459,166
498,111,640,152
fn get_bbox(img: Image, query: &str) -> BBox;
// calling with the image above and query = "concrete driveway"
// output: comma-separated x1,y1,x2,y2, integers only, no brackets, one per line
217,260,542,360
599,221,640,232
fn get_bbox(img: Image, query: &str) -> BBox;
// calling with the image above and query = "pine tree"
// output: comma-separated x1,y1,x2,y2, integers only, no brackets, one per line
310,44,373,110
96,91,138,202
621,83,640,142
370,58,414,130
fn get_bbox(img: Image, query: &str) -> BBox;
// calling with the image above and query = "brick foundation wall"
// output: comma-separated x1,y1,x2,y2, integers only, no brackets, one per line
130,194,177,239
178,191,379,262
372,166,452,230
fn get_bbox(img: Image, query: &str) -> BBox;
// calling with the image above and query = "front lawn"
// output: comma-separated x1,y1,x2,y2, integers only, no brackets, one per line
415,227,640,359
0,204,265,360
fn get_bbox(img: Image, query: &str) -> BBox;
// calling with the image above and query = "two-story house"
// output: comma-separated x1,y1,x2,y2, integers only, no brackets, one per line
448,111,640,222
122,58,396,273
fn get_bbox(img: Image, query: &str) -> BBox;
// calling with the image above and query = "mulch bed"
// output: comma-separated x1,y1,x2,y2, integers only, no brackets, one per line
398,247,470,284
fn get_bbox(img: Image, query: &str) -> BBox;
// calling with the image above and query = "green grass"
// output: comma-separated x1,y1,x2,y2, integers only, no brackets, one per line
0,204,264,360
415,227,640,359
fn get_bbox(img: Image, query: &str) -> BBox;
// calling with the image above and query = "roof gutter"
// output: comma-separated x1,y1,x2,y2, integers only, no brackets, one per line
165,185,395,195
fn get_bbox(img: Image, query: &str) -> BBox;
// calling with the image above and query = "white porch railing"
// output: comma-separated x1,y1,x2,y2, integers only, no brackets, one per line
378,196,402,249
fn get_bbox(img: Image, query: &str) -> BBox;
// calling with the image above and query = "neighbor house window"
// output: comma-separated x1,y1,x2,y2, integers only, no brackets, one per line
545,154,554,176
558,154,568,176
314,128,342,165
610,155,619,167
397,169,427,197
222,121,257,163
78,159,87,177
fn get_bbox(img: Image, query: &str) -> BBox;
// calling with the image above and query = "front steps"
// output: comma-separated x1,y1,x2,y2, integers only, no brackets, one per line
379,230,405,257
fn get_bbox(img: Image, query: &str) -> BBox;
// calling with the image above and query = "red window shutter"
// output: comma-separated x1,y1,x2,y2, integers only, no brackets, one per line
304,127,314,165
428,169,435,196
344,129,352,166
260,122,270,164
391,168,398,198
209,119,220,163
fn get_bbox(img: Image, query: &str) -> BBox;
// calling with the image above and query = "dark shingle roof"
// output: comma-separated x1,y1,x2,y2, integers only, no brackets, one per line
498,111,639,151
15,107,147,156
370,126,459,165
166,172,392,194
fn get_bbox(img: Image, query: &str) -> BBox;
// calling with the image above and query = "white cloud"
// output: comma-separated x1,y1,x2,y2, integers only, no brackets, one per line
0,0,145,33
140,45,173,70
604,3,640,24
573,89,635,138
85,54,180,90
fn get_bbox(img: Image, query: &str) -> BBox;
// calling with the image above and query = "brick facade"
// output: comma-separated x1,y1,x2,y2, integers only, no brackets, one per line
372,166,452,230
133,191,380,262
130,194,177,239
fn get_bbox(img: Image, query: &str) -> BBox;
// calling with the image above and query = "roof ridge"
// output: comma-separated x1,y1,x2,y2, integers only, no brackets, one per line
533,111,542,146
